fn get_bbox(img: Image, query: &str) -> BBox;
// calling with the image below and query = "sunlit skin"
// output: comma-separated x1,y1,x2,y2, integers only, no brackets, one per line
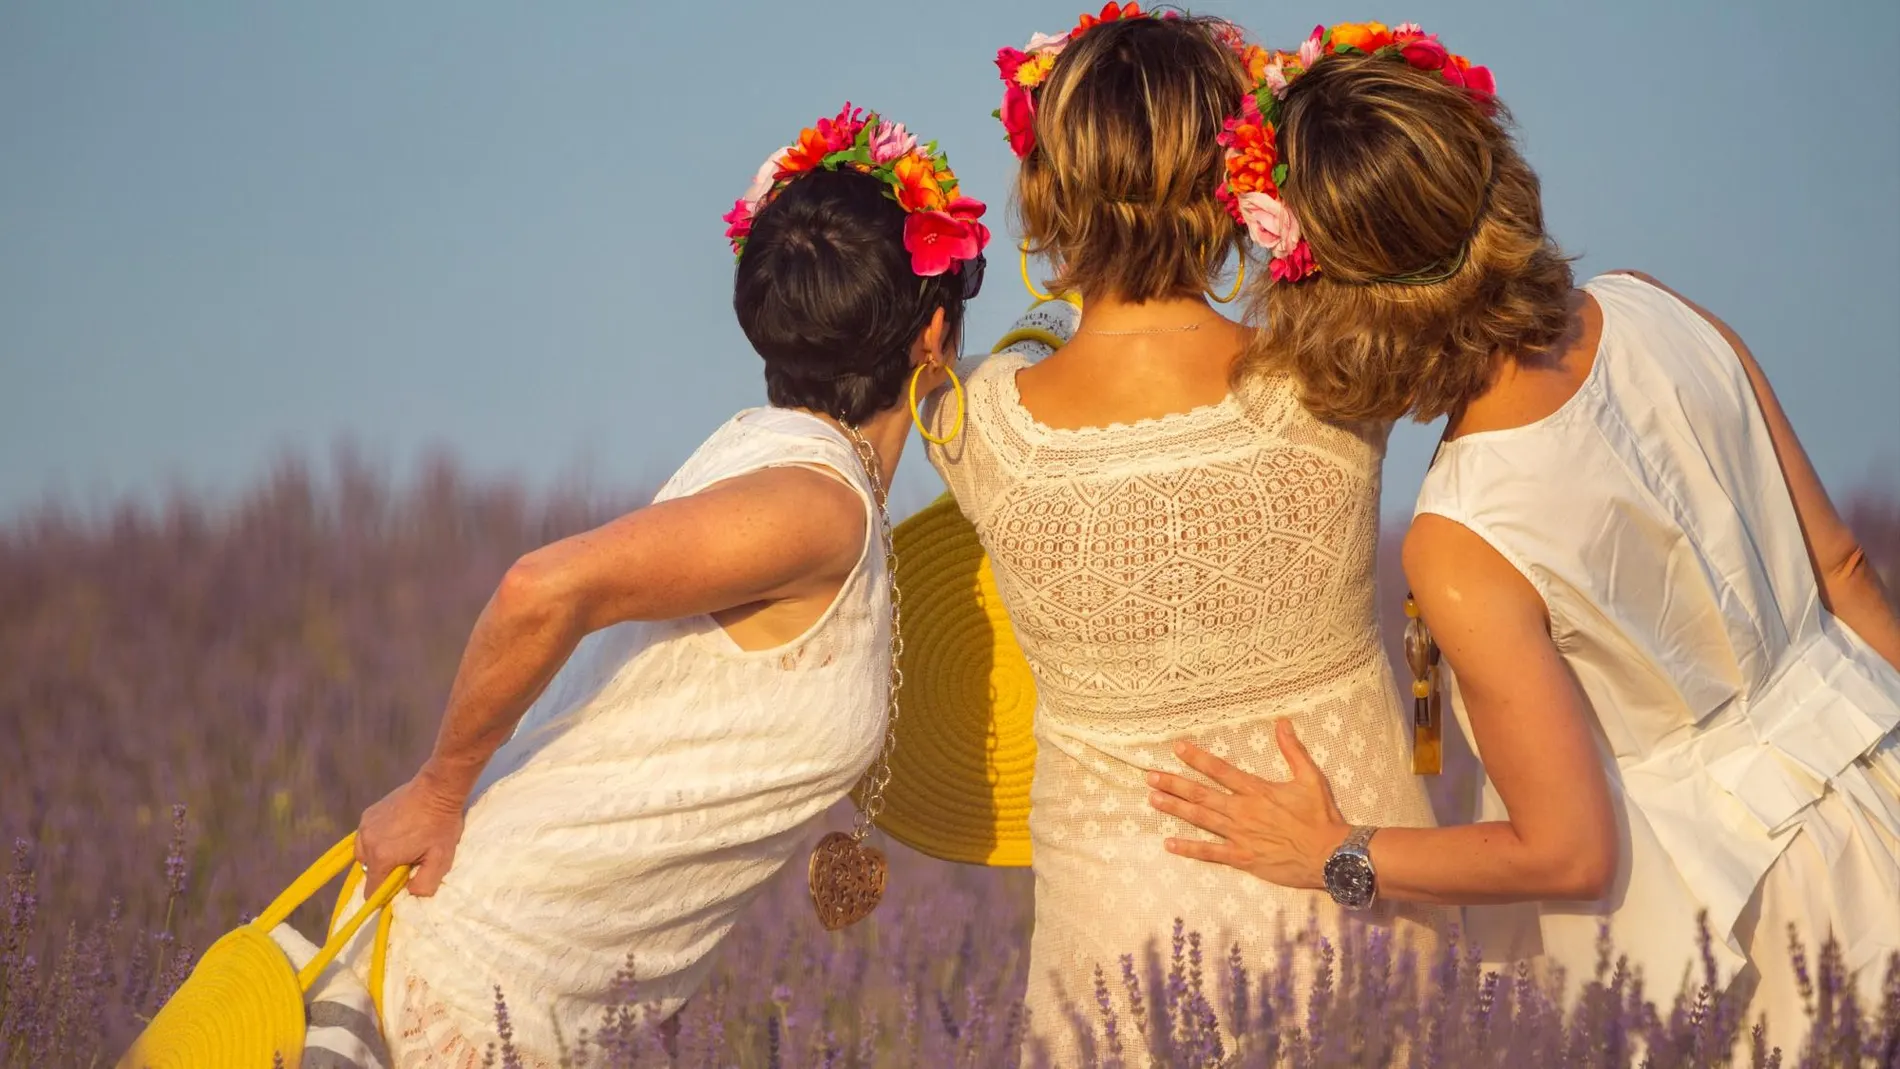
1011,292,1249,432
1148,272,1900,906
355,312,954,896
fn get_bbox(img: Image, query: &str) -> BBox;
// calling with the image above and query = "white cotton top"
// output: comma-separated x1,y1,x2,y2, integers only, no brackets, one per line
929,300,1450,1066
1418,273,1900,1040
357,408,891,1068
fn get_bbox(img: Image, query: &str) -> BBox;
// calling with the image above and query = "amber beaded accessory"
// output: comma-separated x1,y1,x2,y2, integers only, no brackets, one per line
1403,593,1443,775
806,421,903,930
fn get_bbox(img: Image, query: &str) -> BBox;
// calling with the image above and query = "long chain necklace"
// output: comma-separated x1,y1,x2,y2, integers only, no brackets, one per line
806,421,903,930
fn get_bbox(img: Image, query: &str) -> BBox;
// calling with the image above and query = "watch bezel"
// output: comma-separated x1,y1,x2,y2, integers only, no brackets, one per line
1322,829,1379,911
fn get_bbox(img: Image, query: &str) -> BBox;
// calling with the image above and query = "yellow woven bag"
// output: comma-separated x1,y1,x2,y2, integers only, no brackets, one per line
868,298,1084,867
119,834,409,1069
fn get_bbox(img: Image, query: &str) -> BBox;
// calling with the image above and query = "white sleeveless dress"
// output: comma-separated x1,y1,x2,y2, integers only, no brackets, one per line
929,302,1450,1066
1417,273,1900,1049
351,408,890,1068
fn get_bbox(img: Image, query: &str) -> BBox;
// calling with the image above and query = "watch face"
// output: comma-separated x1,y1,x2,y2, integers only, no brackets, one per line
1323,853,1376,910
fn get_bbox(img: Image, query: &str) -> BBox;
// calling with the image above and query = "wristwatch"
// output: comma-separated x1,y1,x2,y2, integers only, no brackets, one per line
1322,826,1379,911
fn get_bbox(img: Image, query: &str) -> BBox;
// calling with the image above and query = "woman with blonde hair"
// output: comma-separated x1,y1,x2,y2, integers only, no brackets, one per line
1147,25,1900,1051
929,9,1449,1061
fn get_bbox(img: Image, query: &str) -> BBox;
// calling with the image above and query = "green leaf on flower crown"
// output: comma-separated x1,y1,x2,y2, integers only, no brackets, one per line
991,109,1002,120
1272,163,1289,186
823,148,865,170
1333,44,1363,56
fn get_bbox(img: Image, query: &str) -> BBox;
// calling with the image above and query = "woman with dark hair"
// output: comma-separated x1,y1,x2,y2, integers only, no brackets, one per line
1146,25,1900,1050
339,107,989,1066
928,10,1449,1061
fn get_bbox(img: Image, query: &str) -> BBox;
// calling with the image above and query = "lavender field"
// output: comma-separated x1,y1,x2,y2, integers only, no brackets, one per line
3,456,1898,1067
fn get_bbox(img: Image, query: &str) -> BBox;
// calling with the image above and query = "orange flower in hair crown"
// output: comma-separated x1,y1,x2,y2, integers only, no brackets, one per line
723,104,991,278
1218,22,1497,283
993,4,1271,159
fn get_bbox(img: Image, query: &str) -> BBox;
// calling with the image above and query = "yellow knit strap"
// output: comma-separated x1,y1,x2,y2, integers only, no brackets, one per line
298,862,408,993
254,835,357,932
991,327,1069,354
248,833,409,1010
327,855,407,1022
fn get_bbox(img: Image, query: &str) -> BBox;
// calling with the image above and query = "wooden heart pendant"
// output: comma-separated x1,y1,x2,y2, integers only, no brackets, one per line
808,831,888,931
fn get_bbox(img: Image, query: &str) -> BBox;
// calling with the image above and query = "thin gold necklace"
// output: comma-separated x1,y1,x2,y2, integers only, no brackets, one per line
1077,321,1209,337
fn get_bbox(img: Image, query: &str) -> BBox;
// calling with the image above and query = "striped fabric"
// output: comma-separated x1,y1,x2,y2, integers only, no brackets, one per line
268,923,392,1069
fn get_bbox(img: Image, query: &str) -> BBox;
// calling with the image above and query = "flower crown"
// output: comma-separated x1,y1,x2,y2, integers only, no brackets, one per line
994,3,1272,160
1218,22,1497,283
723,104,990,278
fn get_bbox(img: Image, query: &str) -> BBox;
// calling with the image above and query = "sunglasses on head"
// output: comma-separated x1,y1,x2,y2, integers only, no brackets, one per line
958,254,986,300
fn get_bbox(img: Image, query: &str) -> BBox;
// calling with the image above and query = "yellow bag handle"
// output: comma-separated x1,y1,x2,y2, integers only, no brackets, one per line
253,834,409,1022
325,854,403,1023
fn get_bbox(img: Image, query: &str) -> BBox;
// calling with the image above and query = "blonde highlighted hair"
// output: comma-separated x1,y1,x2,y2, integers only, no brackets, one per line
1016,15,1250,302
1239,53,1574,423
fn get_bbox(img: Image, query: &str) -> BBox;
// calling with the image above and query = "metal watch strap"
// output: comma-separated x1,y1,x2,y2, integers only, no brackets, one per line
1325,825,1380,911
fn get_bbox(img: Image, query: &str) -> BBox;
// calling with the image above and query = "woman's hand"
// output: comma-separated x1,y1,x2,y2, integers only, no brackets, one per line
356,764,467,897
1146,719,1351,891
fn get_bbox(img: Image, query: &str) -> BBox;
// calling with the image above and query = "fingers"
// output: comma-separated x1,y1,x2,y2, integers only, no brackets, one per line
1275,719,1323,784
1145,770,1236,818
363,858,394,895
1162,836,1251,870
1172,741,1269,794
406,846,449,898
357,822,385,891
1148,789,1239,839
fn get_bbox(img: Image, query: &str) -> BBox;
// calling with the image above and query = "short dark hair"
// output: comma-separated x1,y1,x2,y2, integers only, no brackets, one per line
734,168,970,425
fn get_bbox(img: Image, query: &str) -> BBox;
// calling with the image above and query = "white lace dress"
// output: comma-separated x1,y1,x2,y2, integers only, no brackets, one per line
340,408,891,1068
928,303,1449,1065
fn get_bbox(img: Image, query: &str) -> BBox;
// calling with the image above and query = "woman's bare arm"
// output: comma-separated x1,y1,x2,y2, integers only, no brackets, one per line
1614,270,1900,670
357,466,865,893
1148,514,1619,905
1365,517,1620,902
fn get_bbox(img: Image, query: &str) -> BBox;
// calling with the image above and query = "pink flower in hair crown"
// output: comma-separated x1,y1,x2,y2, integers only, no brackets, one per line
1298,26,1324,69
1269,240,1318,284
726,105,990,279
1217,20,1499,285
1235,192,1301,259
869,121,917,164
906,199,989,277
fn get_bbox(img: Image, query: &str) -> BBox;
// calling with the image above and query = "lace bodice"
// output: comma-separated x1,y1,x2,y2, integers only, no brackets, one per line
928,303,1447,1065
936,351,1392,738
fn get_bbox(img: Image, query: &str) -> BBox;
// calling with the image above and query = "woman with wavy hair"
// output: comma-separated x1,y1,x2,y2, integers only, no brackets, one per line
1147,25,1900,1050
928,9,1449,1061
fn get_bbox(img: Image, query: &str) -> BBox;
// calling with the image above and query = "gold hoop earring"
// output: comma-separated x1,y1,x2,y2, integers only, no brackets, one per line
1207,254,1245,304
909,362,965,445
1019,243,1055,303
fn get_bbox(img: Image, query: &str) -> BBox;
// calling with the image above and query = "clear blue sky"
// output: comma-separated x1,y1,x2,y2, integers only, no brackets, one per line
4,0,1897,523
